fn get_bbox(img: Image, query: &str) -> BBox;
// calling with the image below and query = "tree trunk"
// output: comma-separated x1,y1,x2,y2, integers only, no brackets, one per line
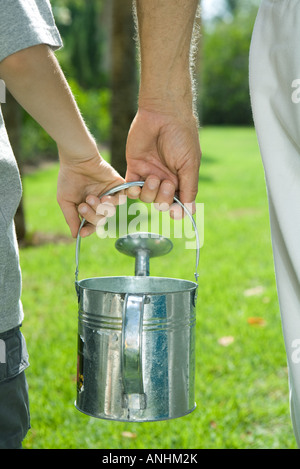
2,91,26,242
110,0,137,177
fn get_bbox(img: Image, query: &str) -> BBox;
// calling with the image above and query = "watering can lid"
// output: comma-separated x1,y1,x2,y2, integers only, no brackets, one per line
115,232,173,258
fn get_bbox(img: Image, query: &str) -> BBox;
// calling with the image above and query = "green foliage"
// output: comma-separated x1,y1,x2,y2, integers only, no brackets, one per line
19,127,297,449
20,79,111,164
54,0,109,89
19,0,111,164
19,0,262,164
20,113,58,164
68,78,111,142
199,6,258,125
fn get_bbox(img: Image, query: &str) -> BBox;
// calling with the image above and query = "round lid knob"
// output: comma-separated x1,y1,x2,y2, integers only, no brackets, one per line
115,233,173,276
115,232,173,258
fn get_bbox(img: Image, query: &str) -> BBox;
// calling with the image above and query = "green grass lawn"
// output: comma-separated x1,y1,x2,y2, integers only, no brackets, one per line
19,126,297,449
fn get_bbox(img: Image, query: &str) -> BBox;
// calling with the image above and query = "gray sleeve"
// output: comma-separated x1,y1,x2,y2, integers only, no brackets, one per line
0,0,63,63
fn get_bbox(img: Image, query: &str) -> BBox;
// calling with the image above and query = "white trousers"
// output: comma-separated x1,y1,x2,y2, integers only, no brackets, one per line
249,0,300,446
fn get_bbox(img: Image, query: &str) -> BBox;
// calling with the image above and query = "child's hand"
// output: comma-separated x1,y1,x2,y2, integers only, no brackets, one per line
57,152,124,238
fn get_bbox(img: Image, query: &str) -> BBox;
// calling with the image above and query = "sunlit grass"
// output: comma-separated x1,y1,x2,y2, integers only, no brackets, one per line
19,126,297,449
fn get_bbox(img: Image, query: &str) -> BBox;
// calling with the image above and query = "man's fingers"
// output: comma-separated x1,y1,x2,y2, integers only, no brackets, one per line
177,166,199,207
126,175,177,208
126,185,141,199
153,180,176,207
125,170,142,199
139,176,160,203
139,177,176,207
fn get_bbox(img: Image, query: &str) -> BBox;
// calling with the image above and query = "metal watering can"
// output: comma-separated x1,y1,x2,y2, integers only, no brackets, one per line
74,181,200,421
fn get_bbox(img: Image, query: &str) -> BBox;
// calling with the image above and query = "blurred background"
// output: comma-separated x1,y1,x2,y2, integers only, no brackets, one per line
3,0,260,243
4,0,296,449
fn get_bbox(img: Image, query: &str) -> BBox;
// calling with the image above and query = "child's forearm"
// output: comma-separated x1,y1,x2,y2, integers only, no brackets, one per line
0,44,97,162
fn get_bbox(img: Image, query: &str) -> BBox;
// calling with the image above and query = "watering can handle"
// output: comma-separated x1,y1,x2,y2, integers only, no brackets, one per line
75,181,200,283
122,293,145,399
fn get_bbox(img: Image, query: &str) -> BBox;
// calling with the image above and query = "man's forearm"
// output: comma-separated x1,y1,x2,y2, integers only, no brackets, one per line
135,0,199,114
0,45,97,161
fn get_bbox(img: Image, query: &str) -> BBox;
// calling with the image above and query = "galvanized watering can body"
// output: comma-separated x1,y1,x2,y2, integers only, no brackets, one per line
74,182,199,422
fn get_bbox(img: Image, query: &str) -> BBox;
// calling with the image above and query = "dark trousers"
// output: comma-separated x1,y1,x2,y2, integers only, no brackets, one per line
0,327,30,449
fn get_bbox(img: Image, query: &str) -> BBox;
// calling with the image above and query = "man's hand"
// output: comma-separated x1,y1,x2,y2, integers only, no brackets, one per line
125,107,201,217
57,152,124,238
123,0,201,217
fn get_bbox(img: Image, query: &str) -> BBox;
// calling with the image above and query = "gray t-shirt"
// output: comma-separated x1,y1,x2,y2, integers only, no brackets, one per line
0,0,62,333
